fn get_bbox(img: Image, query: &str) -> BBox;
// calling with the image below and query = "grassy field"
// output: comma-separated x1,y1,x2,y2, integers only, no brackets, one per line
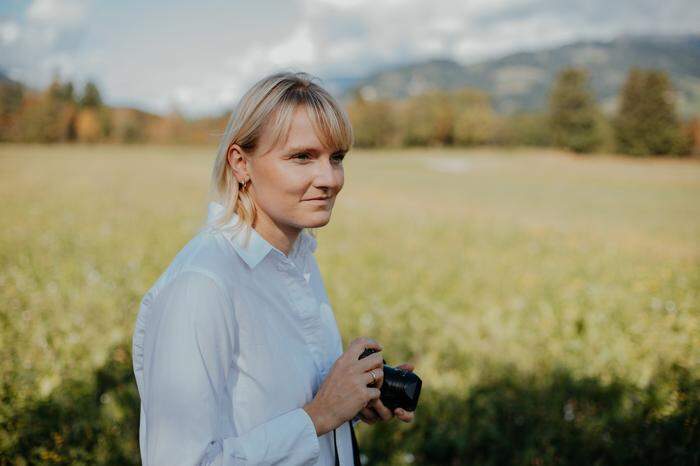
1,143,699,465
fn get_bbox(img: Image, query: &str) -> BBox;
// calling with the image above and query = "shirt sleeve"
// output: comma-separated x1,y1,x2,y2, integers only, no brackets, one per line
141,269,321,466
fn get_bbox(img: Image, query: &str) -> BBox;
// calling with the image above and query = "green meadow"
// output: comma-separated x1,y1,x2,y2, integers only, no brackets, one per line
1,143,698,465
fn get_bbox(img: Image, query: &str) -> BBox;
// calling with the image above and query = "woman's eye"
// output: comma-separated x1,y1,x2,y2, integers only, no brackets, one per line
292,152,344,164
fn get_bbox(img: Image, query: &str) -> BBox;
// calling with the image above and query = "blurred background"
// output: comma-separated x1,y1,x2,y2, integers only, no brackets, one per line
1,0,699,465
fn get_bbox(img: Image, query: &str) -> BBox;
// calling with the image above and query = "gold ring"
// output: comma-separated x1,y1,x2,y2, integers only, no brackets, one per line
369,370,376,384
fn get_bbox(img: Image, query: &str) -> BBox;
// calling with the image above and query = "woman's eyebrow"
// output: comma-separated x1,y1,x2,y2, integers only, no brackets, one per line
285,146,345,155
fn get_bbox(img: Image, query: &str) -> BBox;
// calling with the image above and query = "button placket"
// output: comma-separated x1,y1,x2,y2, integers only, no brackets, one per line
275,252,306,274
275,261,294,272
276,255,328,390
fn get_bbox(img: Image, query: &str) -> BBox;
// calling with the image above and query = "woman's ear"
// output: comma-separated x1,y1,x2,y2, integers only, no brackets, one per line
227,143,249,182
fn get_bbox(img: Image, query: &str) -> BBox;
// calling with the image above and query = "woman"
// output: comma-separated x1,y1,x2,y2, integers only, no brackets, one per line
131,71,415,466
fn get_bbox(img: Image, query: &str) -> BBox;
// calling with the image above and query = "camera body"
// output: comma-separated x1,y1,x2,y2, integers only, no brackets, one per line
359,348,422,412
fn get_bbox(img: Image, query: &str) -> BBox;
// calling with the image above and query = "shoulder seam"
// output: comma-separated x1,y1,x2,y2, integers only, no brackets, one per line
178,266,228,295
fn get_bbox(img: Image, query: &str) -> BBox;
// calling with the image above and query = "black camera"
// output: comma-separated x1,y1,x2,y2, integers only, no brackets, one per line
358,348,422,412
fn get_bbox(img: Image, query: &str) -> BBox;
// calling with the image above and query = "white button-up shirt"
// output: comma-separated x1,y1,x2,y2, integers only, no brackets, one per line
132,201,359,466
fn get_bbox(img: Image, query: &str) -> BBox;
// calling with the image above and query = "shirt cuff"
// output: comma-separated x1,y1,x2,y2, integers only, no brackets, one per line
351,413,361,427
222,407,320,464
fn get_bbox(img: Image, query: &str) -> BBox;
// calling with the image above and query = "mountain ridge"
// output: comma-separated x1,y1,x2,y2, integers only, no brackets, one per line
336,33,700,117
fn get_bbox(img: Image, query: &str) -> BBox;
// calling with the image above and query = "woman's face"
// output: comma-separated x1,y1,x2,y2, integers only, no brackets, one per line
229,105,346,236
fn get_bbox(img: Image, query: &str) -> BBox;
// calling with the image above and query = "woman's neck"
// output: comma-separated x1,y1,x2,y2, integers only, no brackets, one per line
251,209,302,257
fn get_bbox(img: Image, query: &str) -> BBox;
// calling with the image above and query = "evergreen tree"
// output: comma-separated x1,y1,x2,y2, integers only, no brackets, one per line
22,73,78,142
0,80,24,141
614,68,689,156
47,72,76,103
0,81,24,116
80,81,103,108
548,67,602,153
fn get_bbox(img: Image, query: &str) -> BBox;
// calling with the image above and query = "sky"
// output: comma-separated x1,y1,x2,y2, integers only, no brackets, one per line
1,0,698,118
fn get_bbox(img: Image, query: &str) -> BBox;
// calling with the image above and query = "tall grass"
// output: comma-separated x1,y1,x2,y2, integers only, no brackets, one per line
1,144,698,465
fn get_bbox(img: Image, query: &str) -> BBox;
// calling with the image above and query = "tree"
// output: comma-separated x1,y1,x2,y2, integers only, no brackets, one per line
19,75,78,142
452,88,499,146
400,90,455,146
76,109,102,142
499,112,552,147
0,80,24,141
346,90,397,148
80,81,103,108
47,72,75,103
614,68,690,156
548,67,602,153
76,81,111,142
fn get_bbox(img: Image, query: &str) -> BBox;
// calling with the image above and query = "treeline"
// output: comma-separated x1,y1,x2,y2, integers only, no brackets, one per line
0,73,223,144
1,68,698,156
347,67,697,156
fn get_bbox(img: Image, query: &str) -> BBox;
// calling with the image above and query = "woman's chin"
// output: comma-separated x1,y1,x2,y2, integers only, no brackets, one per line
303,209,332,228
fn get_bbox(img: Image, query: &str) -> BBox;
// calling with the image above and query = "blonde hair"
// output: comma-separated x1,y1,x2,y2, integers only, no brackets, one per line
208,70,354,246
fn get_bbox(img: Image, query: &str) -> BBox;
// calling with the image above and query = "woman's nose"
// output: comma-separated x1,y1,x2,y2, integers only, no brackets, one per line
314,159,342,190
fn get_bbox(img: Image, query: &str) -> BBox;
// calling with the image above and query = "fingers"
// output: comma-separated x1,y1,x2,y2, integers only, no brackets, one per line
368,397,393,421
362,401,416,424
360,396,416,425
348,337,382,359
396,363,414,372
359,406,379,424
365,387,380,402
357,352,384,372
364,367,384,387
393,407,415,423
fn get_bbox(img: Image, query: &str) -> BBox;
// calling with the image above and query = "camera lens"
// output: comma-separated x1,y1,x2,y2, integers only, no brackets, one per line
358,348,422,412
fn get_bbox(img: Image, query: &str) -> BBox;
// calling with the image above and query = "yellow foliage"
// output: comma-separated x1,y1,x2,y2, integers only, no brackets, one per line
76,108,101,143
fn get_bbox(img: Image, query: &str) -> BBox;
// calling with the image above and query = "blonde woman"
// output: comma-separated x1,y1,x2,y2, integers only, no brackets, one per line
131,71,415,466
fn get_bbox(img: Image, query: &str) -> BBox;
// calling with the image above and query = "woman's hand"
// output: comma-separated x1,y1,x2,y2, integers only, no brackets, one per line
358,363,416,424
303,337,385,436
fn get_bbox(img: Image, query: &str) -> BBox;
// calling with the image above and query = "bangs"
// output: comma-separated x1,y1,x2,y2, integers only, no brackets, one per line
258,86,353,156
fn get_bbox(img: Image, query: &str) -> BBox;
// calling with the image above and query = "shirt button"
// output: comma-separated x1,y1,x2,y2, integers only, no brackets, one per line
276,261,293,272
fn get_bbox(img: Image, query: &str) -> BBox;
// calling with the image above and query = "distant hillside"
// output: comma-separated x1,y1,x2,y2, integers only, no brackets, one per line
341,34,700,117
0,69,14,83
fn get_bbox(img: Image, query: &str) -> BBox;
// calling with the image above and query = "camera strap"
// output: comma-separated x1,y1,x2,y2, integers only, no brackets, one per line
333,420,361,466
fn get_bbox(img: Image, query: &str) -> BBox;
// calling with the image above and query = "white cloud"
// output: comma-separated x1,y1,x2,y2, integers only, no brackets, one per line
27,0,89,26
416,37,445,56
267,24,316,66
312,0,367,8
310,0,409,8
428,17,464,35
1,0,698,117
0,21,20,45
323,39,363,62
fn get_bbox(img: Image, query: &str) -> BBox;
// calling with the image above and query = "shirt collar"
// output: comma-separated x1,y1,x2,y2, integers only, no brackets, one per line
204,201,317,269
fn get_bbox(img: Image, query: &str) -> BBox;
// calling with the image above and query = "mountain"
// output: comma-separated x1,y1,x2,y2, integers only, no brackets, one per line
340,34,700,117
0,69,14,84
